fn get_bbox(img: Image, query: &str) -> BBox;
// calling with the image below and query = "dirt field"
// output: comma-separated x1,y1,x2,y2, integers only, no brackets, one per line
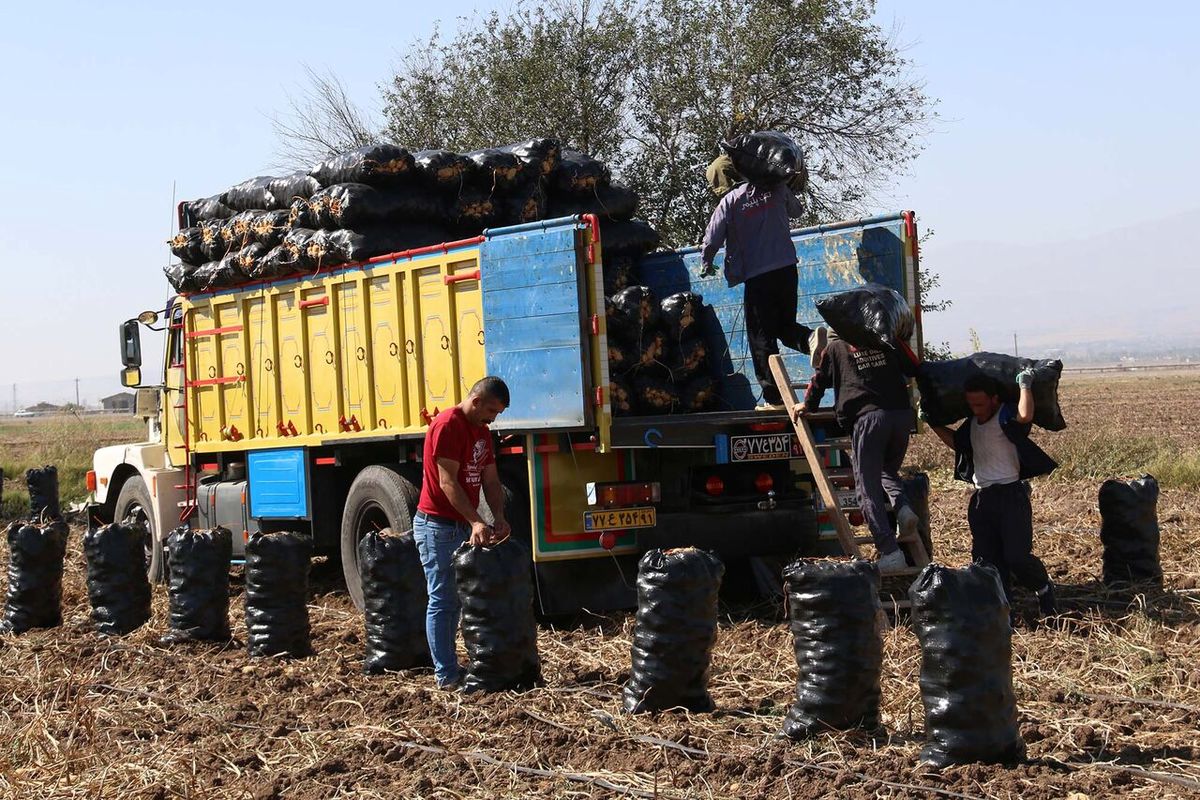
1,376,1198,799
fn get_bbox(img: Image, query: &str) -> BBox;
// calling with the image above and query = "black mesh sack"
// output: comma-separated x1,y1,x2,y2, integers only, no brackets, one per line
611,377,634,416
221,176,277,212
1099,476,1162,586
449,187,502,230
623,548,724,713
288,197,319,229
218,215,250,252
182,194,234,225
358,529,431,674
552,149,610,195
466,148,526,189
229,243,267,276
191,260,241,292
815,283,914,351
917,353,1066,432
414,149,473,189
497,138,561,177
634,373,678,415
665,337,708,382
198,219,229,262
633,330,668,372
504,181,547,225
162,526,232,643
250,209,292,248
453,538,541,692
679,375,718,413
310,143,415,186
0,520,69,634
314,183,447,229
83,522,153,636
603,219,661,255
607,286,660,342
168,227,205,265
781,560,882,739
548,182,639,222
164,262,199,293
26,465,60,519
245,531,312,658
268,172,322,208
603,254,640,295
909,563,1025,767
226,210,264,245
660,292,703,339
251,245,300,280
280,228,318,269
720,131,803,187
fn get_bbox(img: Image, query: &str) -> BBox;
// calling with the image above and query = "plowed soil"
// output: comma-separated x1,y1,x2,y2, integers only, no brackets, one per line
2,375,1198,799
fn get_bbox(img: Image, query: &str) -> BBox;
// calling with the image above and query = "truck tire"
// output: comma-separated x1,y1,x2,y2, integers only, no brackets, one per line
114,476,165,584
341,465,417,611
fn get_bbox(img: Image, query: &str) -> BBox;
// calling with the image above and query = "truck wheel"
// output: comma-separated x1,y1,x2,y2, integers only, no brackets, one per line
341,465,416,611
114,476,164,583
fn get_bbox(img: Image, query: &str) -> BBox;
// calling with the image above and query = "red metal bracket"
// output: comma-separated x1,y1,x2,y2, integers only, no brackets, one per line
582,213,601,265
591,314,599,335
594,386,604,407
444,269,481,285
299,296,329,309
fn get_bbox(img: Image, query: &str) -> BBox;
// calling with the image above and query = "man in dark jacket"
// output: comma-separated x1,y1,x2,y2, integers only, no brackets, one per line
930,371,1058,616
798,334,920,572
700,176,825,410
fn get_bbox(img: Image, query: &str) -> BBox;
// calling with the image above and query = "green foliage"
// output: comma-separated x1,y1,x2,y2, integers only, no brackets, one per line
378,0,934,247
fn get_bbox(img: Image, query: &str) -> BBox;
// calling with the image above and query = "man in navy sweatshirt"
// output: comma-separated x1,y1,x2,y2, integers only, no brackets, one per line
700,180,825,411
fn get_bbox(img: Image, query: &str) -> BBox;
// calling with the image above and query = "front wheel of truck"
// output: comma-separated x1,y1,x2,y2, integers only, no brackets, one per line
340,465,417,611
114,476,165,584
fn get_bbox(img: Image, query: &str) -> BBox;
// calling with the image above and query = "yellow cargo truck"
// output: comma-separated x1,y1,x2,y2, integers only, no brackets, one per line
93,211,924,612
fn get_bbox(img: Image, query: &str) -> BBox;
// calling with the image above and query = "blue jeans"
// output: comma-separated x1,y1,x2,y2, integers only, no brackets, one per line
413,511,469,686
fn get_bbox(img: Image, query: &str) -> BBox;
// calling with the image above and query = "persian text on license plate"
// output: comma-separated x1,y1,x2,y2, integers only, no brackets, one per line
583,507,657,532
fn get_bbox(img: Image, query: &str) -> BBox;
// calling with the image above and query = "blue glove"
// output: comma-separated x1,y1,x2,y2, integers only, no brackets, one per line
1015,369,1034,390
699,262,719,278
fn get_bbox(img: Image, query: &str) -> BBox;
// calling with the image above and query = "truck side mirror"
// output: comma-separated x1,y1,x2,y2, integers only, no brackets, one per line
120,320,142,368
121,366,142,388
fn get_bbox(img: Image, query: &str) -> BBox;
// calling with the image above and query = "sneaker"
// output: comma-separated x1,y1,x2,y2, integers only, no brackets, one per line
877,548,908,573
1036,583,1058,617
755,401,786,413
896,505,920,543
436,674,462,691
808,326,828,367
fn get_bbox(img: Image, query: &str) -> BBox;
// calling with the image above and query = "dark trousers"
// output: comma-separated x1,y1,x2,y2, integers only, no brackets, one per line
968,481,1050,602
744,265,811,404
850,408,911,554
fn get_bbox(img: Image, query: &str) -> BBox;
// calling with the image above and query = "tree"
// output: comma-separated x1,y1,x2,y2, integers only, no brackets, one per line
272,67,381,167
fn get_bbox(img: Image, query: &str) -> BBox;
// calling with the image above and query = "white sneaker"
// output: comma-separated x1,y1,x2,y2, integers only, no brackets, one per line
755,401,786,413
808,326,828,367
877,549,908,572
897,505,920,542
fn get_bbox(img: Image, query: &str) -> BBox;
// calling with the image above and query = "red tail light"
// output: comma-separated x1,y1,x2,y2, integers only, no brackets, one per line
754,473,774,494
848,510,865,526
86,470,97,492
591,482,660,507
704,476,725,496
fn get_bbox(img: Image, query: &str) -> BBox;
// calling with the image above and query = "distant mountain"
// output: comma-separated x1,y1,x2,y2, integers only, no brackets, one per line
920,209,1200,356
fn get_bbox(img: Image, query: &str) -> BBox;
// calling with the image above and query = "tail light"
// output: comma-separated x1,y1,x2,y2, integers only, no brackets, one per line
704,476,725,496
86,470,97,492
754,473,774,494
587,481,661,507
848,510,865,526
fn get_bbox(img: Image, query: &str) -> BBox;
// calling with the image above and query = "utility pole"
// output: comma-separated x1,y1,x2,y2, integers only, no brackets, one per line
75,378,80,408
1013,332,1019,358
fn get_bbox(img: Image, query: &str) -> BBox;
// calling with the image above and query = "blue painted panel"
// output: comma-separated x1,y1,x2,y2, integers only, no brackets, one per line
640,216,908,410
482,220,590,430
248,448,309,518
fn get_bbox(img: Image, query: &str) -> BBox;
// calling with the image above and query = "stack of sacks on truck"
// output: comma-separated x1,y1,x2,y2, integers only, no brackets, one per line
606,285,718,416
164,140,663,296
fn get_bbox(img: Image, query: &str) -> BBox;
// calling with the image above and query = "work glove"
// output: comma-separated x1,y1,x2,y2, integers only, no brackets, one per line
1015,368,1035,389
699,262,719,278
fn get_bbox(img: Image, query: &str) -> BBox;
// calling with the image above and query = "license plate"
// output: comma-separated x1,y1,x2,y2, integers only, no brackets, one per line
729,433,800,462
584,507,657,532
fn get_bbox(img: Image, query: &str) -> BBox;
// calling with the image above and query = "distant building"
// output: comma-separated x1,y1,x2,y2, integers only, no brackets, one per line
27,402,63,414
101,392,136,412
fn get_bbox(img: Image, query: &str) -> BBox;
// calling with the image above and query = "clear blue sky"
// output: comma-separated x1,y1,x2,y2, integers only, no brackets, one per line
1,1,1197,397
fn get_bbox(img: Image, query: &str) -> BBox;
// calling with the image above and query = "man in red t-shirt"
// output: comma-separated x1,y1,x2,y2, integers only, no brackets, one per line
414,376,511,688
